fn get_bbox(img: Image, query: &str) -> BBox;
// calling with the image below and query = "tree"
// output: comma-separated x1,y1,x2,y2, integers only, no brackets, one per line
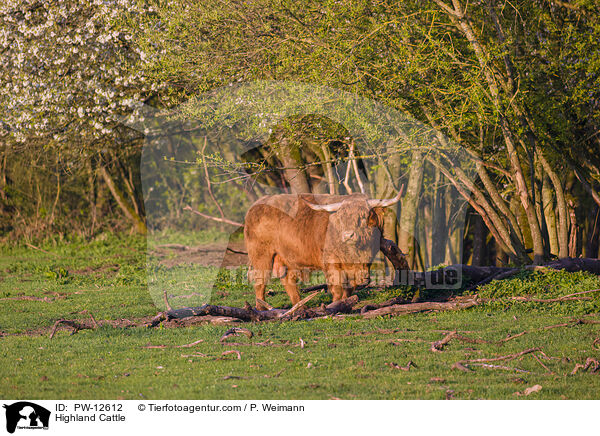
137,0,600,263
0,0,158,235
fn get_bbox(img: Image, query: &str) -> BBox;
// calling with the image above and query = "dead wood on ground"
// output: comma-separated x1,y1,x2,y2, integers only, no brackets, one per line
452,347,541,372
49,319,93,339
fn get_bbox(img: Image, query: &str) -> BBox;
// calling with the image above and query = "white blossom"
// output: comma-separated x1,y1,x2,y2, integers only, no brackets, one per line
0,0,163,150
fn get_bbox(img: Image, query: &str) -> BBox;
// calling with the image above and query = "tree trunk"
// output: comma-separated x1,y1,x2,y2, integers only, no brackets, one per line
99,166,147,234
542,175,559,257
398,149,424,268
435,0,545,263
539,153,569,258
87,159,97,236
471,212,486,266
431,168,448,266
277,138,311,194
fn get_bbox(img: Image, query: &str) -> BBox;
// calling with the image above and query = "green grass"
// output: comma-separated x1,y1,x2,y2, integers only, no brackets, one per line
1,235,599,399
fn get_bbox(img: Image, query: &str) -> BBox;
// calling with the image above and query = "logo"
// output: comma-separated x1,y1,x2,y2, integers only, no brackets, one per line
3,402,50,434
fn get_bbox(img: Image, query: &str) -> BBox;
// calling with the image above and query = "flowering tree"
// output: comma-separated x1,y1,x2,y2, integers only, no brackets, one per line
0,0,160,234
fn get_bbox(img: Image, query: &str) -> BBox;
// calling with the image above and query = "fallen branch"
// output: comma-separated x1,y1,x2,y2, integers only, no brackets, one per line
532,353,553,374
25,242,56,256
453,347,541,372
325,295,359,314
379,238,409,272
163,304,286,323
362,298,479,319
431,331,458,352
300,283,328,293
220,327,254,342
49,319,93,339
570,358,600,375
280,291,322,319
471,363,530,373
385,361,416,371
430,330,527,351
514,384,543,396
220,350,242,360
81,310,99,329
175,339,205,348
360,295,413,314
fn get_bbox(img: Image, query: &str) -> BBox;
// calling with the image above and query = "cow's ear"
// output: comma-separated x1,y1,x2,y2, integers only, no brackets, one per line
368,207,384,228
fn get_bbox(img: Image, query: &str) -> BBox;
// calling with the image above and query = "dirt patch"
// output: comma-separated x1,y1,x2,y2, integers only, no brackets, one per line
151,242,248,268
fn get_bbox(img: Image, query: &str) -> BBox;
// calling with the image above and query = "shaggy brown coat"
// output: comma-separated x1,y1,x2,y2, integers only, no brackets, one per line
244,193,386,309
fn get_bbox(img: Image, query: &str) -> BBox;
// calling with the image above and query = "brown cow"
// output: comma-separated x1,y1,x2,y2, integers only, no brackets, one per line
244,190,402,309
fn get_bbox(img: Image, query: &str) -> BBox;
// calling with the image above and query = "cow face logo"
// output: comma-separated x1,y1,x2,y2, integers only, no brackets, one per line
3,402,50,434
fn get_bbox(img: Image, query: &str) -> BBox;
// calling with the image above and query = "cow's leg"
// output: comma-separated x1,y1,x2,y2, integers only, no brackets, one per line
343,287,354,299
247,251,274,310
330,285,344,301
282,269,301,306
325,267,345,302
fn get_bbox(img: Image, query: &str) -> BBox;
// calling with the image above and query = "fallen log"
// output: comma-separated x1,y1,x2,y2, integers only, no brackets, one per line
360,295,413,314
362,299,479,319
325,295,359,314
165,304,286,322
380,238,409,272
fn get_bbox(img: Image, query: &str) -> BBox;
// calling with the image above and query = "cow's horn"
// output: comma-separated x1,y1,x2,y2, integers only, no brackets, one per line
367,184,404,208
305,200,345,212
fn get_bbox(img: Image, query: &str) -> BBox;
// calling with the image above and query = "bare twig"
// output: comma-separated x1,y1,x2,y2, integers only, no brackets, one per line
201,136,226,219
163,290,173,311
532,353,553,374
220,350,242,360
175,339,205,348
25,242,56,256
84,310,99,328
183,205,243,227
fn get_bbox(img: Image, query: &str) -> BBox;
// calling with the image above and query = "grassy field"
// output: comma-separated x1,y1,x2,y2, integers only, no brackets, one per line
1,234,599,399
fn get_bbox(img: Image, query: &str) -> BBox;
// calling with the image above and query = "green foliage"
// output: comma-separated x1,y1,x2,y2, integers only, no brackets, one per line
476,270,600,315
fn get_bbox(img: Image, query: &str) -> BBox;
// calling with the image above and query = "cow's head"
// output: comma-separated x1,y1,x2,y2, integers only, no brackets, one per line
305,187,403,283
